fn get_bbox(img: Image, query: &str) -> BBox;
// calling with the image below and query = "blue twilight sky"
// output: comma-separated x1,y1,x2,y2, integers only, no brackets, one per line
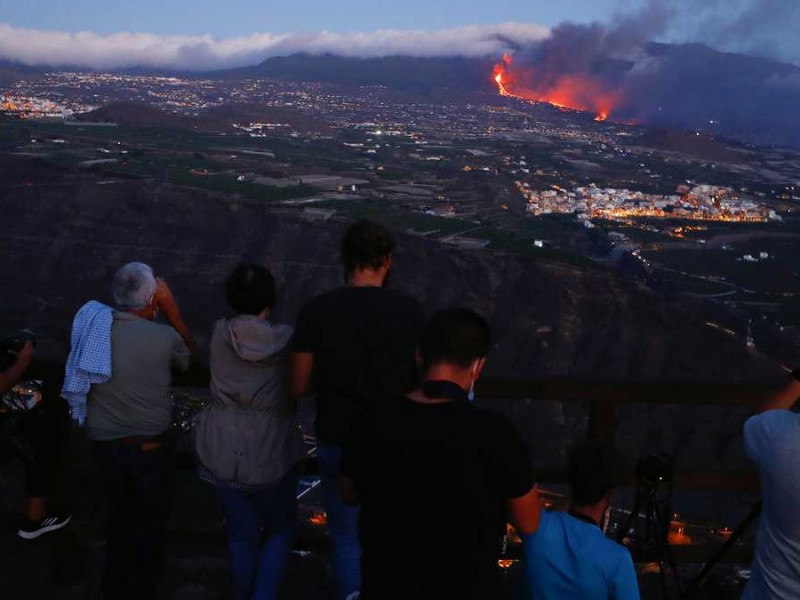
0,0,797,70
0,0,626,36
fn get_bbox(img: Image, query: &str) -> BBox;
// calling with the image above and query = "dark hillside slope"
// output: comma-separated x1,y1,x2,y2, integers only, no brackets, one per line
0,154,784,474
0,155,780,384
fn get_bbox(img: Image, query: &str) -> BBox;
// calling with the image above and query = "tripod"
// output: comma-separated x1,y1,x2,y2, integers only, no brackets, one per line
681,501,762,599
617,465,683,599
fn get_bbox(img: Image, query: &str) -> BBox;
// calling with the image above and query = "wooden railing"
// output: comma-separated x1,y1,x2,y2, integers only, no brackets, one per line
32,359,772,491
26,359,767,571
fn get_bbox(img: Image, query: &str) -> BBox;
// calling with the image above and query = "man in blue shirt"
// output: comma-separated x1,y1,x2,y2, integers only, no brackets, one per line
523,440,640,600
741,367,800,600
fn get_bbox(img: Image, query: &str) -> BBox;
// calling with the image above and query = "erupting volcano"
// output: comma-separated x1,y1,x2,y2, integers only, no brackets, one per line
493,54,618,123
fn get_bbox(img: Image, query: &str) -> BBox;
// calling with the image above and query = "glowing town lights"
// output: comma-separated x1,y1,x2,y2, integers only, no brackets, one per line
309,512,327,526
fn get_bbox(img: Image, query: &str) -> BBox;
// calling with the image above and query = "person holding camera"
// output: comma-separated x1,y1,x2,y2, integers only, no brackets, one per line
522,439,639,600
76,262,197,600
1,336,73,540
0,338,35,394
741,367,800,600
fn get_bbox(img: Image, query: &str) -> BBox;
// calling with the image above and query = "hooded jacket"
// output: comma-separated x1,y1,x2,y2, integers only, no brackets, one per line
194,315,305,487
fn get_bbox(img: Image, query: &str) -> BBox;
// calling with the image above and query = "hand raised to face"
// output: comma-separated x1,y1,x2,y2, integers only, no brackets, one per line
154,278,179,316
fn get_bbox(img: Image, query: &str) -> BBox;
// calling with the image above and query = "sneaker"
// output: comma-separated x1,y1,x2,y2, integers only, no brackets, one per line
17,514,72,539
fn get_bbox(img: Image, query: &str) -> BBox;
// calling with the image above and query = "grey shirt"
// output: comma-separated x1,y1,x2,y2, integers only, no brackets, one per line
743,410,800,600
194,316,305,487
85,311,190,441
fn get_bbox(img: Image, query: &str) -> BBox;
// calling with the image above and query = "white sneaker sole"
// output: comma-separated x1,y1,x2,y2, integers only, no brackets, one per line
17,515,72,539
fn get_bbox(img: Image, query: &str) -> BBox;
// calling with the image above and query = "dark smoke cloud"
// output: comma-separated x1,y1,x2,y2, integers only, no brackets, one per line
519,0,799,73
667,0,800,66
504,0,800,146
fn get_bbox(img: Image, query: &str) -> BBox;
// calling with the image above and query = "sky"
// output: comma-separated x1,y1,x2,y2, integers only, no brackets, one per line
0,0,623,37
0,0,797,71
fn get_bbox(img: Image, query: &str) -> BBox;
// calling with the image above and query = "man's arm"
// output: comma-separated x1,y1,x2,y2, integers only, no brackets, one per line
752,369,800,415
288,352,314,399
507,485,541,535
155,278,199,357
0,340,34,395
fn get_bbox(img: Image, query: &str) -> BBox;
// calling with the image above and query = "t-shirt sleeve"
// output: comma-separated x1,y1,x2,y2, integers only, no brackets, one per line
744,410,792,469
290,300,317,353
610,547,640,600
488,413,535,498
170,331,190,373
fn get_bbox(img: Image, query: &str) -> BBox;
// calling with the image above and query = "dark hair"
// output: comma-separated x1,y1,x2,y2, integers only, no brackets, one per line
567,440,619,506
340,219,394,275
419,308,490,371
225,263,276,315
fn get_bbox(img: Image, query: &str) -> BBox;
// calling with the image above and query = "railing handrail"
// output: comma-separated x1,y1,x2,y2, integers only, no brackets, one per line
28,359,765,490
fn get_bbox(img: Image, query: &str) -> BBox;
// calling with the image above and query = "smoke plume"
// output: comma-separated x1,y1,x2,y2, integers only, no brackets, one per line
493,0,800,145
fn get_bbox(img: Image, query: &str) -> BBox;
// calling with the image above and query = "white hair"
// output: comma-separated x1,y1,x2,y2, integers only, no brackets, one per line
112,262,157,311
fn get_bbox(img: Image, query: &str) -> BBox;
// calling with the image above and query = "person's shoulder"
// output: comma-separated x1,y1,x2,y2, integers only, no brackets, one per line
348,396,407,441
381,288,422,310
313,286,350,302
474,406,518,434
380,286,417,301
149,319,185,344
745,409,799,437
522,510,558,545
298,287,350,314
368,394,413,420
596,532,633,561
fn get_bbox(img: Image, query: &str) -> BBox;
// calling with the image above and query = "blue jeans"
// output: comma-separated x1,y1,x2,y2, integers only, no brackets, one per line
214,472,297,600
318,442,362,600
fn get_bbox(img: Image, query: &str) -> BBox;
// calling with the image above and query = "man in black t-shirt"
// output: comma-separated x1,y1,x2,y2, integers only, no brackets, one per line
290,220,424,600
340,309,541,600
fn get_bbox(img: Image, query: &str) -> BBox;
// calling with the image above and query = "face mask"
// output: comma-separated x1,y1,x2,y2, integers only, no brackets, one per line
467,363,477,402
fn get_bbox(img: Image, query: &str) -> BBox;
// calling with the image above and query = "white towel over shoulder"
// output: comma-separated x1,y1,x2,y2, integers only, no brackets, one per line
61,300,113,425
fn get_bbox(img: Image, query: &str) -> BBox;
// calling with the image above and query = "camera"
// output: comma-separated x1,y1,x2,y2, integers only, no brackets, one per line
0,329,36,372
635,453,674,488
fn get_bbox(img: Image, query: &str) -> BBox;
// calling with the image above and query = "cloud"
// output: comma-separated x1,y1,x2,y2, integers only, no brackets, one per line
0,22,549,71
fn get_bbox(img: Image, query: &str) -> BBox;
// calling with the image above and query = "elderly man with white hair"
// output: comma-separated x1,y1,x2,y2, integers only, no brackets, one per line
82,262,197,600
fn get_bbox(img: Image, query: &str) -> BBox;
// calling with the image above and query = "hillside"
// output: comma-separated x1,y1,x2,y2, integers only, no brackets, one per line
0,60,43,86
0,154,781,383
218,53,497,92
0,152,786,478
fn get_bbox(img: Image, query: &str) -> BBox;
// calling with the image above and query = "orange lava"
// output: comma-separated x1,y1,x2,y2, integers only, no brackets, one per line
493,56,618,123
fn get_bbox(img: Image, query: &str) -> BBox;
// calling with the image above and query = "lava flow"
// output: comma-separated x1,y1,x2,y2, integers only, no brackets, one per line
493,54,616,123
493,53,513,97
